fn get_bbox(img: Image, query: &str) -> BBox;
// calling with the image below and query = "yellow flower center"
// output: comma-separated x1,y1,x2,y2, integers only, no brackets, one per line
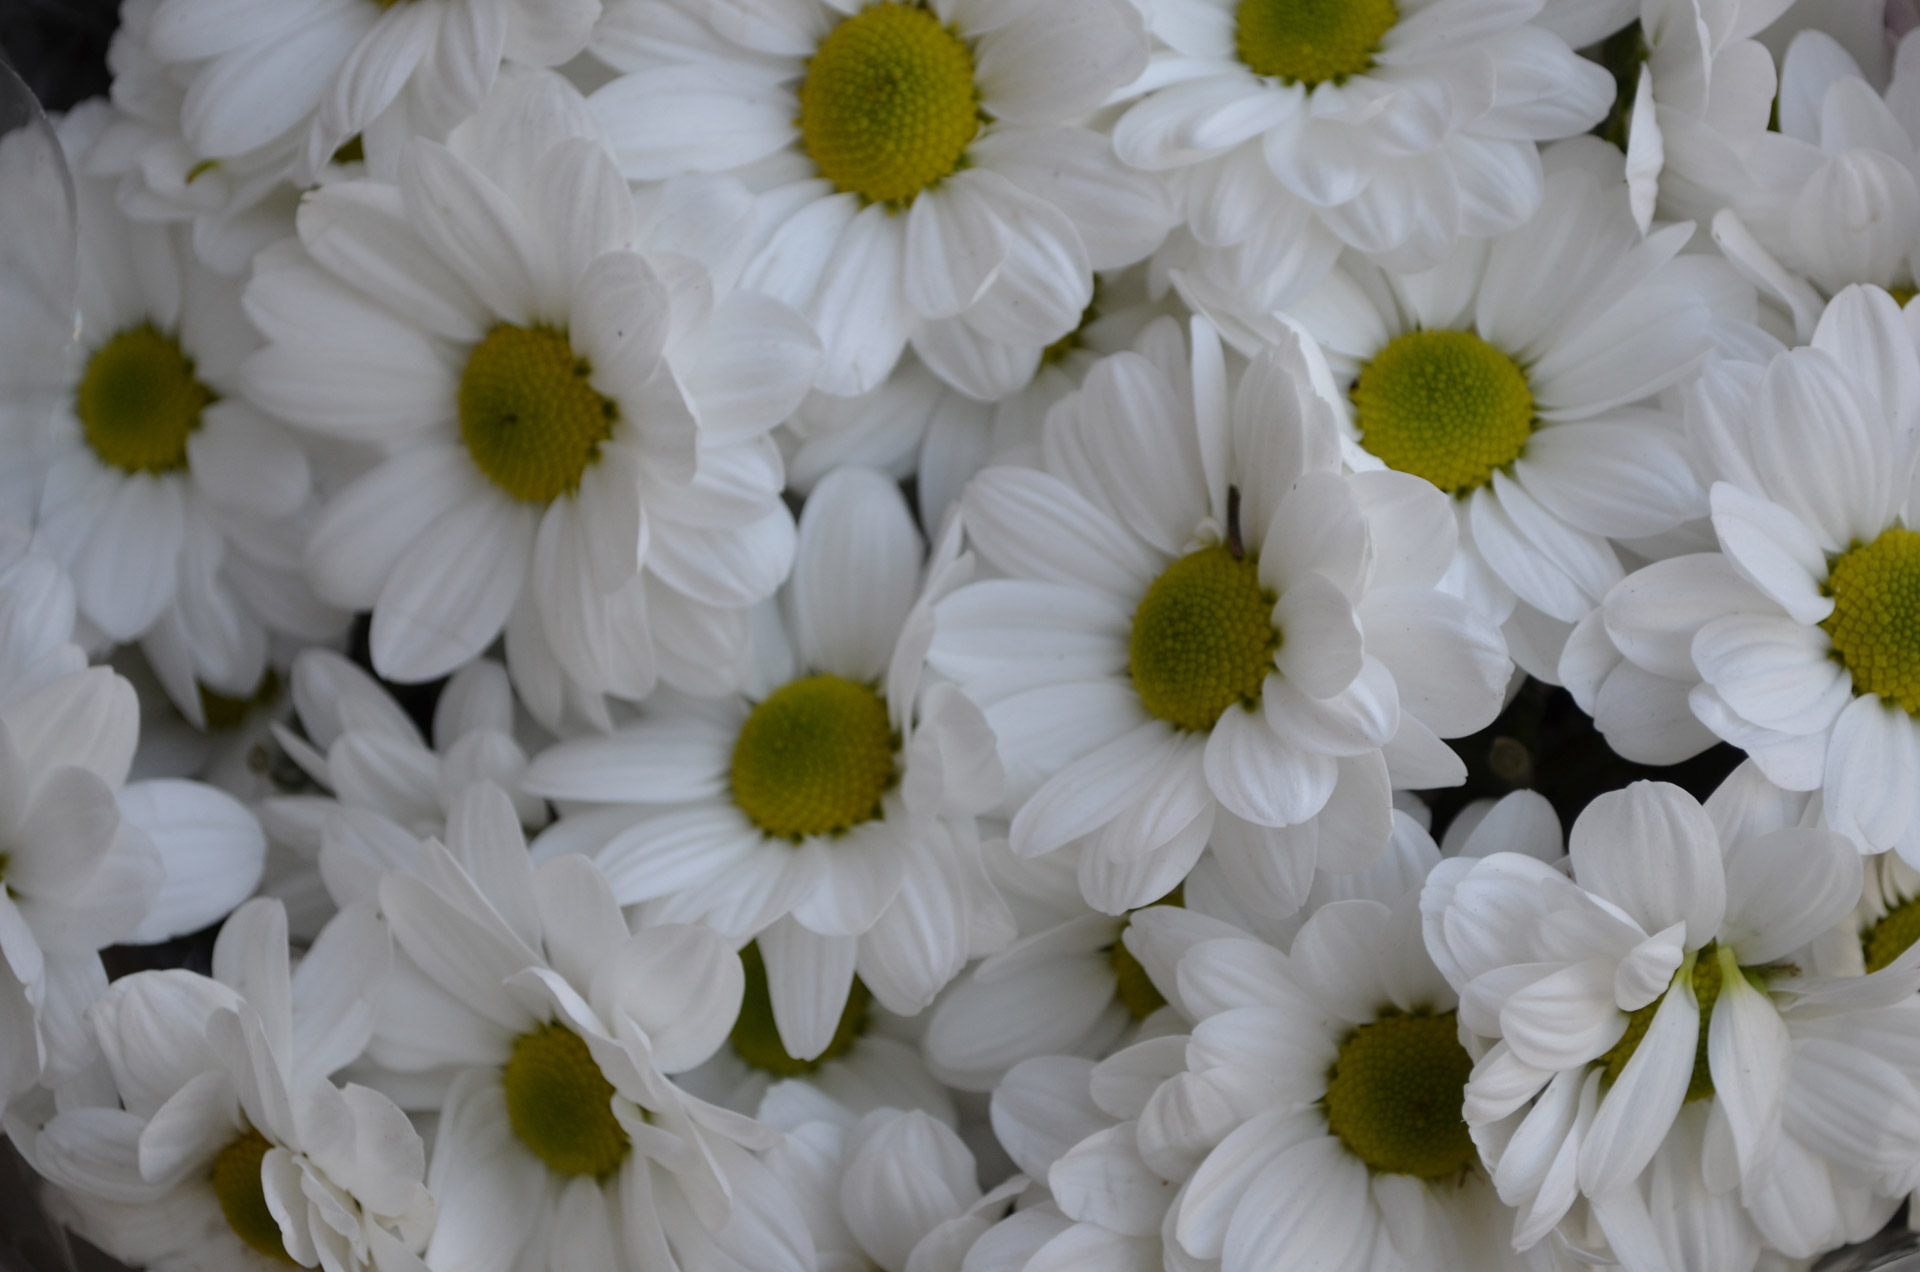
1107,885,1184,1020
1129,544,1277,732
458,324,617,504
209,1129,294,1262
1598,944,1725,1103
731,675,897,840
1864,894,1920,973
1887,285,1916,308
1235,0,1398,85
1352,329,1536,496
1821,526,1920,714
76,323,215,475
502,1022,630,1178
1322,1010,1476,1179
729,940,872,1075
798,2,982,207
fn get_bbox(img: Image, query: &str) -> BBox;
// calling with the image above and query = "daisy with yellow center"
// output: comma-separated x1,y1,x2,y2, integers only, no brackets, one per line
244,70,820,724
525,467,1010,1062
586,0,1172,398
926,318,1509,917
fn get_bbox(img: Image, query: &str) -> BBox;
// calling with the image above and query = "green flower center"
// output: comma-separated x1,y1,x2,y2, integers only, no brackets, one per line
458,324,617,504
1322,1010,1476,1179
798,2,982,207
1821,526,1920,714
1864,895,1920,973
1235,0,1398,85
76,323,215,475
731,675,897,840
1352,329,1536,496
502,1022,630,1178
1107,884,1183,1020
209,1129,294,1262
1129,544,1277,732
1598,943,1725,1103
729,940,871,1075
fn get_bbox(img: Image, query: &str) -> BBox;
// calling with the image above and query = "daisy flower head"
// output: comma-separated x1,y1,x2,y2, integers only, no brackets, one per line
928,317,1511,917
4,103,345,728
244,70,820,722
1184,154,1739,672
1597,283,1920,855
1111,0,1614,302
30,897,435,1272
523,465,1010,1061
360,782,812,1272
586,0,1175,397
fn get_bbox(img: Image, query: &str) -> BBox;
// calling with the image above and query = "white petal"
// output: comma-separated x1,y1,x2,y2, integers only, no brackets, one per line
1568,781,1726,942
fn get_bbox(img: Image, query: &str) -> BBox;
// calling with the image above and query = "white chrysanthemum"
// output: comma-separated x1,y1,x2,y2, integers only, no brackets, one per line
1419,779,1914,1259
928,318,1509,916
524,467,1010,1055
1,104,344,726
243,72,819,723
1594,285,1920,855
358,782,811,1272
29,898,435,1272
1182,157,1743,675
586,0,1174,397
1111,0,1612,301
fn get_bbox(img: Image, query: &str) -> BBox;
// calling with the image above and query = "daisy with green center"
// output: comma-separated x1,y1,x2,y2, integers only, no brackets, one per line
523,466,1010,1063
357,782,813,1272
28,898,437,1272
2,103,344,730
926,317,1509,917
1594,283,1920,858
1184,156,1732,680
585,0,1173,398
242,71,820,724
1111,0,1612,310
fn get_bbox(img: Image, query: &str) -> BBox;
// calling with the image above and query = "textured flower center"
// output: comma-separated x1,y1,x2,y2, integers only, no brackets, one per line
1352,329,1535,496
1235,0,1398,85
1129,544,1277,732
76,323,214,474
502,1022,630,1178
731,675,897,840
1598,943,1724,1102
210,1129,294,1262
730,940,872,1074
1322,1010,1476,1179
1864,895,1920,973
1821,526,1920,714
798,2,981,207
1107,885,1183,1020
459,324,617,504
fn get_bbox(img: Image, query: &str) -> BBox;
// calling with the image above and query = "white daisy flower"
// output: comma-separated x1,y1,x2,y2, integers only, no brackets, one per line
1,104,344,728
359,782,811,1272
243,70,819,720
1419,779,1905,1255
1594,284,1920,855
586,0,1174,396
928,318,1510,916
1111,0,1612,296
524,466,1009,1057
29,898,435,1272
1184,156,1740,673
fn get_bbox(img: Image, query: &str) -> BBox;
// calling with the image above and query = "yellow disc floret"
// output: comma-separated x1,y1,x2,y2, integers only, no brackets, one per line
1129,545,1277,732
458,324,616,504
798,3,981,207
1235,0,1398,86
731,675,897,840
1352,329,1536,496
1322,1010,1476,1179
210,1128,294,1262
502,1022,630,1178
730,940,872,1075
1598,943,1725,1103
1822,526,1920,714
77,323,214,474
1865,895,1920,973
